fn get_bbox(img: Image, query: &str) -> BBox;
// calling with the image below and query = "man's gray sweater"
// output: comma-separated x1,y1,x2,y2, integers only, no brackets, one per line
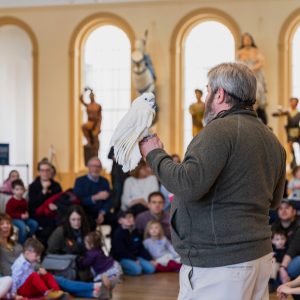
147,109,286,267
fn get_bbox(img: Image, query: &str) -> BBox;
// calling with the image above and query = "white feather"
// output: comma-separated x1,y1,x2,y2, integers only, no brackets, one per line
110,93,156,172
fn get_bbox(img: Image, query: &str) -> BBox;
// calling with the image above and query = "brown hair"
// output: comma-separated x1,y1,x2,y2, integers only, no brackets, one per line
23,238,44,255
148,191,165,203
0,213,15,246
131,160,147,178
144,220,164,240
84,231,104,250
11,179,25,189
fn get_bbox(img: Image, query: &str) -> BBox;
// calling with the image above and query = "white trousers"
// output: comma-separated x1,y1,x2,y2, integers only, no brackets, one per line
0,276,12,298
178,253,273,300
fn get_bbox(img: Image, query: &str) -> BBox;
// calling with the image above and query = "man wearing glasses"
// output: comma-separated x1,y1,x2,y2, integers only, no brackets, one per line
73,157,112,229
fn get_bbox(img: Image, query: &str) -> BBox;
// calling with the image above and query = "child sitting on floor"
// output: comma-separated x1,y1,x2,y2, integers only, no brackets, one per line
11,238,67,299
111,210,156,276
78,231,121,294
143,220,181,272
6,179,38,244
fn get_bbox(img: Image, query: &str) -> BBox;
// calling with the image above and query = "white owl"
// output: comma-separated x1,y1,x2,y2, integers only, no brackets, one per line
110,92,157,172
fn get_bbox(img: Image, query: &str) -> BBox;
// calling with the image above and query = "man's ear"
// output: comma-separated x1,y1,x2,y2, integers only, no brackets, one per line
216,88,226,104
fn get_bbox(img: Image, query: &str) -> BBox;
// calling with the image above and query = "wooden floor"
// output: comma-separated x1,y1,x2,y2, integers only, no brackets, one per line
73,273,292,300
113,273,179,300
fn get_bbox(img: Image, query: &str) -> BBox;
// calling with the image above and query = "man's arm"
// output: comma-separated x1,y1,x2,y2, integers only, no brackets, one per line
141,126,230,202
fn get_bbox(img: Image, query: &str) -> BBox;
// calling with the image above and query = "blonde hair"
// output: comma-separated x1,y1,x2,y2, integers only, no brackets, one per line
144,220,164,240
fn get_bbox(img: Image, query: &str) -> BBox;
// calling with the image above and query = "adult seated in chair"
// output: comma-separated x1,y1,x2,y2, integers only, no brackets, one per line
73,157,112,229
28,160,62,245
135,192,171,240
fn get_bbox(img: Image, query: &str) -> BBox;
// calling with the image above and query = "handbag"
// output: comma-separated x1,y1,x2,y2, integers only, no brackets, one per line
42,254,77,280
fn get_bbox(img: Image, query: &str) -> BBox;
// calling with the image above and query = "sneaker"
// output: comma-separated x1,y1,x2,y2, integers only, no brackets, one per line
45,290,64,300
98,285,110,300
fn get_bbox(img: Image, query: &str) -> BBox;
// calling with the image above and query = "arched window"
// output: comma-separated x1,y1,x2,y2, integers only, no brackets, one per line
170,9,240,156
82,25,131,171
183,21,235,150
292,26,300,99
0,24,33,184
70,14,134,175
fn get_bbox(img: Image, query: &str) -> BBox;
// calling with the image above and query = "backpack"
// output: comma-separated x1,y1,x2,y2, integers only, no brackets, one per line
42,254,77,280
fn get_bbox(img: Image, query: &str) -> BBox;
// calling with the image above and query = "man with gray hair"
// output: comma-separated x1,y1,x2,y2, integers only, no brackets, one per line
73,157,112,228
140,62,286,299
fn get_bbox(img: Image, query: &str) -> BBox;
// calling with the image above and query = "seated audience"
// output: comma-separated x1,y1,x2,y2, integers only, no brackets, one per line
48,205,91,280
280,229,300,284
0,213,23,276
271,200,300,243
0,213,111,299
121,161,159,215
270,230,288,288
78,231,121,295
111,210,155,276
272,200,300,284
0,170,20,195
48,205,89,256
135,192,171,240
28,160,62,244
143,220,181,272
0,276,13,298
73,157,112,229
6,179,38,244
11,238,66,299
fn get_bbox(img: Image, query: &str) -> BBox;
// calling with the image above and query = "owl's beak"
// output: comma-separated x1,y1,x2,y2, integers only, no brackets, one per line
152,103,158,112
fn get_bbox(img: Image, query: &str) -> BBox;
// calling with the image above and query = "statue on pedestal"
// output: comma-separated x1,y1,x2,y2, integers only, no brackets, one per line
80,87,102,165
189,89,205,137
237,33,268,124
131,30,156,95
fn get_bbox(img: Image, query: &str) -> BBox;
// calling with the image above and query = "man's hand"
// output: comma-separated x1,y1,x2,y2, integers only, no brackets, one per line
139,134,163,158
92,191,110,202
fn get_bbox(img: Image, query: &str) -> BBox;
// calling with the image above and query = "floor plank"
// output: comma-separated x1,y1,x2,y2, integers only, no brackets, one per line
113,273,179,300
73,273,293,300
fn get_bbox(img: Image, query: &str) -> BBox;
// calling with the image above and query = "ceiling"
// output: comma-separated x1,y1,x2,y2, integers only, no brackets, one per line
0,0,270,9
0,0,176,8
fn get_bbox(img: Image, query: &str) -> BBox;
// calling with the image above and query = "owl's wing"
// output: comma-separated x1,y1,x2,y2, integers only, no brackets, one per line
111,104,155,171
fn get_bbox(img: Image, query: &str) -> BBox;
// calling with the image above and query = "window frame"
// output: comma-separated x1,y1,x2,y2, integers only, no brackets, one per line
69,13,135,175
170,8,241,157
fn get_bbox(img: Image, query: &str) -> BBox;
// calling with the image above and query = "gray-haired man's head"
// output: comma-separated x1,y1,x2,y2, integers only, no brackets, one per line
203,62,257,125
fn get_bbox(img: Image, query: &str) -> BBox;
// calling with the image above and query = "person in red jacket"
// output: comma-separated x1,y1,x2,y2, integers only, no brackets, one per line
6,179,38,244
